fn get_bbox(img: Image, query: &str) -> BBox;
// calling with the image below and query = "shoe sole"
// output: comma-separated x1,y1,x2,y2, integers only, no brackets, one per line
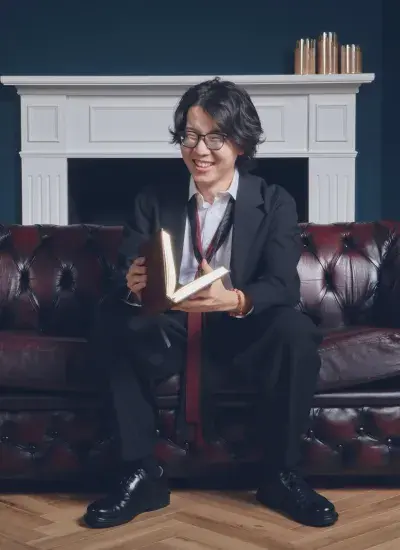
256,495,339,527
83,493,171,529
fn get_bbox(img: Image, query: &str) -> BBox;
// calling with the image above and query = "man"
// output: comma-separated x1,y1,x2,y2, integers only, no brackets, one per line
84,78,338,529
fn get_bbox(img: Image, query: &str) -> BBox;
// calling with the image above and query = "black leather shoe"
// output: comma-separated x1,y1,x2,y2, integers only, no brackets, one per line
83,465,170,528
256,470,338,527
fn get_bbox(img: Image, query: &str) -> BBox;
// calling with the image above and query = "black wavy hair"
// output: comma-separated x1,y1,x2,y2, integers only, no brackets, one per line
169,77,264,168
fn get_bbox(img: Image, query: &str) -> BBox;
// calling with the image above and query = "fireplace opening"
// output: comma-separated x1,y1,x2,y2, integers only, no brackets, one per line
68,158,308,225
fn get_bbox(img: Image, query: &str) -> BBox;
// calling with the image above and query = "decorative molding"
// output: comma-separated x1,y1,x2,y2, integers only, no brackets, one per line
315,105,348,142
27,105,60,143
19,150,359,159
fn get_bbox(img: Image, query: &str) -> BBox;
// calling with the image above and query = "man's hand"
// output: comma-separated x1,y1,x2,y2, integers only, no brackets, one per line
172,260,239,313
126,257,147,300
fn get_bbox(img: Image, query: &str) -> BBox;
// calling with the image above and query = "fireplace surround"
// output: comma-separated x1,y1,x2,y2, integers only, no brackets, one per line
1,73,374,225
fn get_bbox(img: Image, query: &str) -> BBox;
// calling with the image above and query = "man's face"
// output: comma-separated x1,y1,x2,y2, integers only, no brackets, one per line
180,106,242,188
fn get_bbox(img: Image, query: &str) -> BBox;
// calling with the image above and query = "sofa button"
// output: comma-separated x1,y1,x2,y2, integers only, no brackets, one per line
0,436,9,443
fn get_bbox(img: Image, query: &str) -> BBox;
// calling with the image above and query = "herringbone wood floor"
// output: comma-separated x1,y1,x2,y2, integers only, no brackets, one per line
1,485,400,549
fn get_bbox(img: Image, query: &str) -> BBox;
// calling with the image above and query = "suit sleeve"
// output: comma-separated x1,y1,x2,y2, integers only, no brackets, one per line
242,188,302,314
110,188,155,293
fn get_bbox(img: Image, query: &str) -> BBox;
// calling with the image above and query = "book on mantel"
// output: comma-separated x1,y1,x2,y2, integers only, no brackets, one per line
139,228,228,315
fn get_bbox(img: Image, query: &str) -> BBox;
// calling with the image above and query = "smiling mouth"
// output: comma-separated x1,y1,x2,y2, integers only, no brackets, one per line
193,160,214,168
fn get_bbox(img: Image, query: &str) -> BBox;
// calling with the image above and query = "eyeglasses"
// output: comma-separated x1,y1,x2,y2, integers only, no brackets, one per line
179,130,227,151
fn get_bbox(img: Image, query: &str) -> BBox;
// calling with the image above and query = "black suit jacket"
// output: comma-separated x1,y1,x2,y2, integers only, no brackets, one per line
116,171,302,315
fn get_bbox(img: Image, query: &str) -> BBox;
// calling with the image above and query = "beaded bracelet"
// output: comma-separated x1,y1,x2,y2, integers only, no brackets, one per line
229,288,244,317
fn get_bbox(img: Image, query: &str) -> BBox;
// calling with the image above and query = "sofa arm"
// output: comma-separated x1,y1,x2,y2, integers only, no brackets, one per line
374,229,400,327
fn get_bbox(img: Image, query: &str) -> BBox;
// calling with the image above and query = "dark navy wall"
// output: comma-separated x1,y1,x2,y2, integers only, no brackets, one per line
381,3,400,220
0,0,382,223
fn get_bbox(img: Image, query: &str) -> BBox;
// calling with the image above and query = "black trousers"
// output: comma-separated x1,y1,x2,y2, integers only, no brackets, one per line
89,298,322,472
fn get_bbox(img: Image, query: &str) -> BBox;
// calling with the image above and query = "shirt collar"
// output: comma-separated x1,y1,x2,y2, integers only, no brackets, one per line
188,167,239,202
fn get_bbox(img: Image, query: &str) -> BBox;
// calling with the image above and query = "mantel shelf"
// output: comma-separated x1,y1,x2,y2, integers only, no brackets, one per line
1,73,375,96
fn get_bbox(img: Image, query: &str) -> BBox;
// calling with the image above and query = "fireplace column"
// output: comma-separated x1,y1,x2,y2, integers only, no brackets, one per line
21,156,68,225
308,156,355,223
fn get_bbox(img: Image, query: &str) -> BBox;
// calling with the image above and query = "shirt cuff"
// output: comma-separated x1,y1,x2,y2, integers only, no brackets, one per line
232,305,254,318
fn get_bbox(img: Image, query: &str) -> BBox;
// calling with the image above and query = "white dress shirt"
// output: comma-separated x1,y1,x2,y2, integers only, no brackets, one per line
178,168,239,290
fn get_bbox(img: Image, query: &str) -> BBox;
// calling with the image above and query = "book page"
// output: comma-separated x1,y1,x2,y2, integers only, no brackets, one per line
161,230,176,297
171,266,229,303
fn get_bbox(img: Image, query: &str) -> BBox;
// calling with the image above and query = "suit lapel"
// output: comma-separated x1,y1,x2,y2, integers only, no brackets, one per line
231,173,267,287
158,182,188,273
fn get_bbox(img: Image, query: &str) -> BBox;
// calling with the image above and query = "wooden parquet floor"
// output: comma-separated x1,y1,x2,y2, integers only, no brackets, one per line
1,485,400,550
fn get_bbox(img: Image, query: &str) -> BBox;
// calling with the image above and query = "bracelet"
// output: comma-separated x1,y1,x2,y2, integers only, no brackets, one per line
229,288,244,317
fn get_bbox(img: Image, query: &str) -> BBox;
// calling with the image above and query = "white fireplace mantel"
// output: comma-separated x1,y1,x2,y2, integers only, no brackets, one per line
1,73,375,225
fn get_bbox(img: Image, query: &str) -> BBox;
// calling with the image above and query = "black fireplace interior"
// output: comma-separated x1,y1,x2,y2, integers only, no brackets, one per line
68,158,308,225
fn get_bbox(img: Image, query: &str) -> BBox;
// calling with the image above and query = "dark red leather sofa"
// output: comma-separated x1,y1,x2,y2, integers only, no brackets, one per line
1,221,400,480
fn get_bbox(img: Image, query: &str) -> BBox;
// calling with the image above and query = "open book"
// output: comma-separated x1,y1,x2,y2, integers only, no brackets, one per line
139,228,229,315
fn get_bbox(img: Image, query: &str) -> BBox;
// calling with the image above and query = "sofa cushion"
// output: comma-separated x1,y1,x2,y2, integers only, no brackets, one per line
2,324,400,408
208,326,400,396
0,331,181,399
0,331,91,392
317,326,400,391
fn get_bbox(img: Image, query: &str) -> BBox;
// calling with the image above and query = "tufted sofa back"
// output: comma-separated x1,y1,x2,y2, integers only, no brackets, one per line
0,222,400,336
298,221,400,329
0,224,122,336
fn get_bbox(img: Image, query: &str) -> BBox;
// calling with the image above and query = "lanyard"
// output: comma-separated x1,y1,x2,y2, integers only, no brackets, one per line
187,194,234,277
